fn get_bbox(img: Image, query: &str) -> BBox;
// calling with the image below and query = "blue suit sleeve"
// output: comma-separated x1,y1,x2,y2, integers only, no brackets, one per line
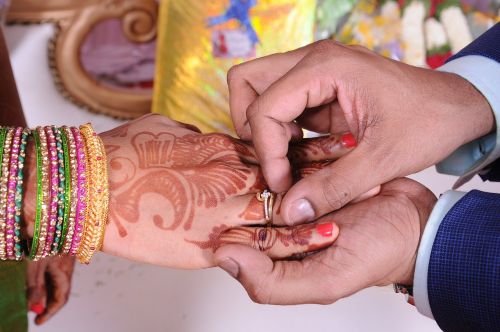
427,190,500,331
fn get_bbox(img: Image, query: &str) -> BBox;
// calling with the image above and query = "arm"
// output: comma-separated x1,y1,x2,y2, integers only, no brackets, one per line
225,38,494,226
0,30,26,127
414,190,500,331
0,28,75,325
437,23,500,186
18,114,352,268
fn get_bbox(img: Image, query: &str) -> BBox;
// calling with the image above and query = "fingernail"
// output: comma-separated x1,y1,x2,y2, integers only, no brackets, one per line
30,303,45,315
316,222,334,237
288,199,315,225
341,133,357,148
218,258,239,278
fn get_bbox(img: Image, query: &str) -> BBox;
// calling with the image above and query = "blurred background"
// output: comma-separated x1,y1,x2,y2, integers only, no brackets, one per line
1,0,499,331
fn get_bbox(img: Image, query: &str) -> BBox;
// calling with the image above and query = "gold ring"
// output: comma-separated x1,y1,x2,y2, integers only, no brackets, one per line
256,189,275,223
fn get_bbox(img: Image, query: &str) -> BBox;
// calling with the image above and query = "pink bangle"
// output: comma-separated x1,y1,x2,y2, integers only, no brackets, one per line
70,127,87,255
60,126,77,254
0,128,14,260
4,127,22,259
43,126,59,255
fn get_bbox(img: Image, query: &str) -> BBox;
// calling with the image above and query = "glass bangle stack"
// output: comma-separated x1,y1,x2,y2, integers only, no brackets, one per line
0,124,108,264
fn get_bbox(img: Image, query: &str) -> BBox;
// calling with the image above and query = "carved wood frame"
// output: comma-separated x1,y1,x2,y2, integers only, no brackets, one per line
7,0,157,119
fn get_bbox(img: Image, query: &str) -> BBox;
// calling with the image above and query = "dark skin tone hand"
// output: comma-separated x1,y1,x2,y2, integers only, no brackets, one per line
0,29,75,325
26,256,75,325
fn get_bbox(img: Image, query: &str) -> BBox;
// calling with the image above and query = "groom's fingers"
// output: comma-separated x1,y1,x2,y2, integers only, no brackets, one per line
237,161,378,227
217,221,338,260
215,240,338,304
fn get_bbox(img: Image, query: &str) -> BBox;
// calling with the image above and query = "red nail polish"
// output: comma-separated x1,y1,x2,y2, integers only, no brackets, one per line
30,303,44,315
316,223,334,237
341,133,357,148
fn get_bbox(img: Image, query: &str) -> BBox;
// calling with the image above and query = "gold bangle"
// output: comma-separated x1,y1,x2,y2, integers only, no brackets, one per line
76,124,109,264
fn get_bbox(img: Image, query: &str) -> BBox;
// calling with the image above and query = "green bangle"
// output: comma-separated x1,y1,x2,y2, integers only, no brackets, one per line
13,129,29,259
51,127,63,254
0,127,7,173
0,127,9,260
58,128,72,253
28,130,43,260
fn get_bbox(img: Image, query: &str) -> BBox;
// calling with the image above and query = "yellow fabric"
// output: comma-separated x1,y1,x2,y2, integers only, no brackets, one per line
153,0,316,134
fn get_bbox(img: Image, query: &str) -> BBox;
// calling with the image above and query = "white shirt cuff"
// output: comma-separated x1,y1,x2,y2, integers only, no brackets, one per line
438,55,500,188
413,190,467,319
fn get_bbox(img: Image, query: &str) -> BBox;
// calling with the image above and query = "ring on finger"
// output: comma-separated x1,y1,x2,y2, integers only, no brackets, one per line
256,189,275,224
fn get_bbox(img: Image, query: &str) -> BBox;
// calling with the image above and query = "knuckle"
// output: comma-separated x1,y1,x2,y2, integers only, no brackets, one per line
349,44,369,53
315,296,336,305
321,174,352,211
234,126,248,139
312,39,338,54
321,280,342,303
227,64,243,86
247,267,282,304
255,228,275,252
247,282,272,304
246,101,260,121
234,119,251,139
312,287,338,305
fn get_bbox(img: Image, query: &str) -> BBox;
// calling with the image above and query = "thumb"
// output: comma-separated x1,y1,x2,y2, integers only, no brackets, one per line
281,145,389,225
215,244,335,305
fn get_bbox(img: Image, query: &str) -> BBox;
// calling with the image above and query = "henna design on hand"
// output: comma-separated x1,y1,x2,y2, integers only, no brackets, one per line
238,196,263,221
109,157,137,190
105,144,121,155
238,161,333,221
132,132,175,168
287,135,339,161
238,160,335,221
112,169,190,231
185,224,230,250
186,224,314,252
287,134,353,165
292,161,333,181
109,132,259,233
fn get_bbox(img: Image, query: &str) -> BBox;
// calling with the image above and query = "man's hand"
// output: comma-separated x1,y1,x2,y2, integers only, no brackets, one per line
228,40,493,225
214,178,436,304
26,256,75,325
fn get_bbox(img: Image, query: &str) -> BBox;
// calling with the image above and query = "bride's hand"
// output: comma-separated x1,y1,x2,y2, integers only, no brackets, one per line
101,114,356,268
